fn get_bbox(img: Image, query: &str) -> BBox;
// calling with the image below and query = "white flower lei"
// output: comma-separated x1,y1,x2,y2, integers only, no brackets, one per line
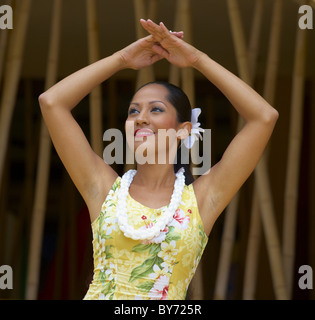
116,168,185,241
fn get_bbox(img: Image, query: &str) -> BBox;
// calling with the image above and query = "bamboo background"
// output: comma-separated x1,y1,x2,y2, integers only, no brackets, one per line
0,0,314,300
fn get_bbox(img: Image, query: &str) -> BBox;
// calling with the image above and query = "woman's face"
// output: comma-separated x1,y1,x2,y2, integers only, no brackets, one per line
125,84,182,164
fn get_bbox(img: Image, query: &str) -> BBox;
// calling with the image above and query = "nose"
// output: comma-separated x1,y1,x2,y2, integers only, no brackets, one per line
136,109,150,126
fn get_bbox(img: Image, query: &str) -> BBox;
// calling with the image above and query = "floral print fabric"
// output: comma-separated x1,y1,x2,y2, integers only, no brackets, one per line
84,176,208,300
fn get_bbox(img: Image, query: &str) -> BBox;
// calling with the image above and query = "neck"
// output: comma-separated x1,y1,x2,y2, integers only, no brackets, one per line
132,164,176,190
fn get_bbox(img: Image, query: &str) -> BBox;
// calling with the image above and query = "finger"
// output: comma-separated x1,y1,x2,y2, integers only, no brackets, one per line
159,22,177,38
171,31,184,39
158,22,183,41
141,19,183,41
140,18,149,31
140,19,157,33
141,19,165,40
159,21,170,34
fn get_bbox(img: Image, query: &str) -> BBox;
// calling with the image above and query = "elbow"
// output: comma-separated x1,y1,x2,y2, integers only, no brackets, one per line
38,92,55,112
38,92,49,109
269,108,279,124
262,106,279,126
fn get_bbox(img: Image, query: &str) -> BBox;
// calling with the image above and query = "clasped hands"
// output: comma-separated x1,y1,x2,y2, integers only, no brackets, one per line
118,19,203,70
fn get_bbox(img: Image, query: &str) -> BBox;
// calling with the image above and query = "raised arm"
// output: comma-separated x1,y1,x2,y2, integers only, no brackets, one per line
140,19,279,234
192,51,278,234
39,35,168,221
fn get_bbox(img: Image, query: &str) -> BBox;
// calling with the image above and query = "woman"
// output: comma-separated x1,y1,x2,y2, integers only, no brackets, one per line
39,19,278,300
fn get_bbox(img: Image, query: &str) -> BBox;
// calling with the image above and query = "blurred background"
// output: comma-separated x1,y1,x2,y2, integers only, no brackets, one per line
0,0,314,300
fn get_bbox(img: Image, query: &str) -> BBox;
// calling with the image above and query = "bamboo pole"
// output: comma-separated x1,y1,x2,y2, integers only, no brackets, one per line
242,191,261,299
9,79,35,299
215,0,287,300
243,0,283,300
169,0,196,91
226,0,251,83
86,0,103,157
262,0,283,106
0,0,31,193
214,196,239,299
0,1,29,296
214,0,249,300
169,0,181,87
179,0,195,107
230,0,287,299
282,10,308,298
133,0,156,89
242,0,265,298
255,157,288,299
247,0,264,84
26,0,62,300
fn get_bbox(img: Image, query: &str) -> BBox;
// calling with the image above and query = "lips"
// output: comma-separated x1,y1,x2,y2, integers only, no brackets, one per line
134,128,155,137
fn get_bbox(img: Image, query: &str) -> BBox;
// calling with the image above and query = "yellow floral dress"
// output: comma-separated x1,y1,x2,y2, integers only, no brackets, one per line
84,176,208,300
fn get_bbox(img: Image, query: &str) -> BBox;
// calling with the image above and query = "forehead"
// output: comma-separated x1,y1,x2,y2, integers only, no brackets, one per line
132,84,169,103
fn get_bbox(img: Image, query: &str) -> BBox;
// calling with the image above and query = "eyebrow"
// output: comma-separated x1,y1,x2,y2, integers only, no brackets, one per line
130,101,168,107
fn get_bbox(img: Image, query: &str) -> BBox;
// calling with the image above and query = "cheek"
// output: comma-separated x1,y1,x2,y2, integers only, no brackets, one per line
156,115,178,130
155,117,180,147
156,117,180,150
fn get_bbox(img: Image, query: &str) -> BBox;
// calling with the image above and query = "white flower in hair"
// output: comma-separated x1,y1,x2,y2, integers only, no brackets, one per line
183,108,205,149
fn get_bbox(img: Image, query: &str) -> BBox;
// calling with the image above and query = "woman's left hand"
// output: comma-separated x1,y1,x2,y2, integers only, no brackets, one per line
140,19,204,69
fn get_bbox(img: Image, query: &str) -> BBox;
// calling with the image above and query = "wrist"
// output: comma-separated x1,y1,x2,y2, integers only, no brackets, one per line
111,50,129,71
192,52,210,71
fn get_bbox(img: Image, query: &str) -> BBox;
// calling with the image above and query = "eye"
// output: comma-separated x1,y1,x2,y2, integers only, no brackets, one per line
151,106,164,113
128,107,139,115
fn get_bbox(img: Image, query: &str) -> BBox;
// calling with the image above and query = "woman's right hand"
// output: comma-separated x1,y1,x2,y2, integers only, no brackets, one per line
117,32,184,71
116,36,162,70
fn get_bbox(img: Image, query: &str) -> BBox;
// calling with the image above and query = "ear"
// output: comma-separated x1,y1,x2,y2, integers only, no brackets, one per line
176,121,192,140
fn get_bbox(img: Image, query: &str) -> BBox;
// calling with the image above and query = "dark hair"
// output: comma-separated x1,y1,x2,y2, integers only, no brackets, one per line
133,81,195,185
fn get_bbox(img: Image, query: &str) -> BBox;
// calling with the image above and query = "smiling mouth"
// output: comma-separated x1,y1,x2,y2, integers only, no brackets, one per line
134,129,155,137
